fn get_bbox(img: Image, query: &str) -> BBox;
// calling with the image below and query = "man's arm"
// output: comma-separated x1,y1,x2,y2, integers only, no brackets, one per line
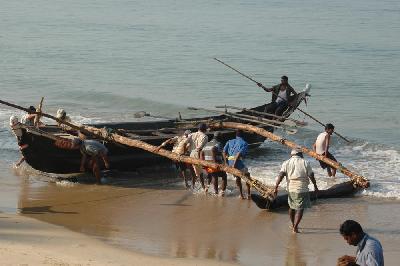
337,255,357,266
308,172,318,193
274,172,286,197
257,82,272,92
155,137,175,151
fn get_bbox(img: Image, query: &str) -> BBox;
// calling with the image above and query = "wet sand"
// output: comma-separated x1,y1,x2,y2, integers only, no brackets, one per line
0,213,233,265
9,167,400,266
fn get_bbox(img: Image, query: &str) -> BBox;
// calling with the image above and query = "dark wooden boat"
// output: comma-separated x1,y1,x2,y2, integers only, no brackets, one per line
21,92,307,174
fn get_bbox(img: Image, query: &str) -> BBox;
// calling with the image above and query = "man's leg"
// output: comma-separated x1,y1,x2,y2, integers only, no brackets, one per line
91,157,101,184
190,165,197,189
235,176,244,199
293,209,304,233
245,172,251,199
211,173,218,194
275,103,288,117
289,208,296,229
221,173,227,196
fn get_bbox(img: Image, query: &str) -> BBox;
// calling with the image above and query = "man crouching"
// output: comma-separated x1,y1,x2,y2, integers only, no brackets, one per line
72,137,110,184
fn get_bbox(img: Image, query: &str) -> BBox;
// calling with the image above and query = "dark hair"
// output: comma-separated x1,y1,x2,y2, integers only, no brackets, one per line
340,220,363,236
236,129,243,137
28,106,36,114
325,123,335,130
281,75,288,81
198,123,207,132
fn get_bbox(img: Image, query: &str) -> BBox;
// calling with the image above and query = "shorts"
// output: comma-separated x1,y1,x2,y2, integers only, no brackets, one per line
288,192,311,210
175,161,188,171
318,152,337,169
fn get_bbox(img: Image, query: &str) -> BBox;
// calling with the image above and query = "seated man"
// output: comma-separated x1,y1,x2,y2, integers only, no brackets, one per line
72,137,110,184
257,75,297,117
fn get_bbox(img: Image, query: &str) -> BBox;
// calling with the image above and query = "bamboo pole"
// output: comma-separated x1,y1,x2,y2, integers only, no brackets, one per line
209,121,369,188
0,98,276,200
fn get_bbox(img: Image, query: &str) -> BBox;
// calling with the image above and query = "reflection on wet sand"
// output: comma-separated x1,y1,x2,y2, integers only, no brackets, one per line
15,169,400,266
285,235,306,266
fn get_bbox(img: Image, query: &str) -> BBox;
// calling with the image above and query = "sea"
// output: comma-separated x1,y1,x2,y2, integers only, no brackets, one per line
0,0,399,263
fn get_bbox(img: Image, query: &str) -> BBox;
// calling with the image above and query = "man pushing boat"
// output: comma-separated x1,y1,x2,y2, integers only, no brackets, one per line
71,134,110,184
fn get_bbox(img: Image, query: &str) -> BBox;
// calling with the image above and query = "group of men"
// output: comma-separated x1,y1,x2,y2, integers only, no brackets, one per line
158,123,250,199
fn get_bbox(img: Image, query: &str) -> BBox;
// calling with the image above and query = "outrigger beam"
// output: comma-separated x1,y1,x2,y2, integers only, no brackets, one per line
209,121,369,188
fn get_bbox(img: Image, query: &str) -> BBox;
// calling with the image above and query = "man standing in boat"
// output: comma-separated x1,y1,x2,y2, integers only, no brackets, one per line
223,129,250,199
274,148,318,233
188,123,208,191
313,123,338,177
72,135,110,184
157,129,192,188
202,131,227,196
257,75,297,117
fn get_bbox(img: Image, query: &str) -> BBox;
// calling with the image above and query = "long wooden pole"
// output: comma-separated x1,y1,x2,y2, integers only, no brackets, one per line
209,121,369,188
0,98,276,200
213,58,352,143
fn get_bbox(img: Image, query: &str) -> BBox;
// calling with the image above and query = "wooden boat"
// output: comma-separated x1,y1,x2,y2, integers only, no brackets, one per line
21,92,308,174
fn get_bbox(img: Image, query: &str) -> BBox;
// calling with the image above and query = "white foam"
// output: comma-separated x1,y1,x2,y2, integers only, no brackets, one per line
245,141,400,200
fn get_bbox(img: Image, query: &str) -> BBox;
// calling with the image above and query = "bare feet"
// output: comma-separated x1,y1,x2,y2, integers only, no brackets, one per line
292,227,299,233
220,191,225,197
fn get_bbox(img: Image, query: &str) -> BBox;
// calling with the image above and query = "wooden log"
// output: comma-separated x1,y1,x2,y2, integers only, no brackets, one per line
209,121,369,188
251,181,357,210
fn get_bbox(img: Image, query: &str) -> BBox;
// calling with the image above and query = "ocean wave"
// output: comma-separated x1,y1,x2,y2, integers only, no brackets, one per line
246,139,400,200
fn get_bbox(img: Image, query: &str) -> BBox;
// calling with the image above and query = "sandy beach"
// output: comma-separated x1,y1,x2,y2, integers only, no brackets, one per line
1,167,396,266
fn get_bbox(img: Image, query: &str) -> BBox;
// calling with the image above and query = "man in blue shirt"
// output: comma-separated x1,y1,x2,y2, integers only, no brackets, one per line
338,220,384,266
223,129,250,199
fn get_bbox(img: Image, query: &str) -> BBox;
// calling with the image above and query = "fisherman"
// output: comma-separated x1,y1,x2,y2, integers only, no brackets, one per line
9,116,29,167
257,75,297,117
313,123,337,177
338,220,384,266
157,129,192,188
202,131,227,196
72,135,110,184
223,129,250,199
188,123,209,191
21,106,38,126
273,147,318,233
56,108,72,131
